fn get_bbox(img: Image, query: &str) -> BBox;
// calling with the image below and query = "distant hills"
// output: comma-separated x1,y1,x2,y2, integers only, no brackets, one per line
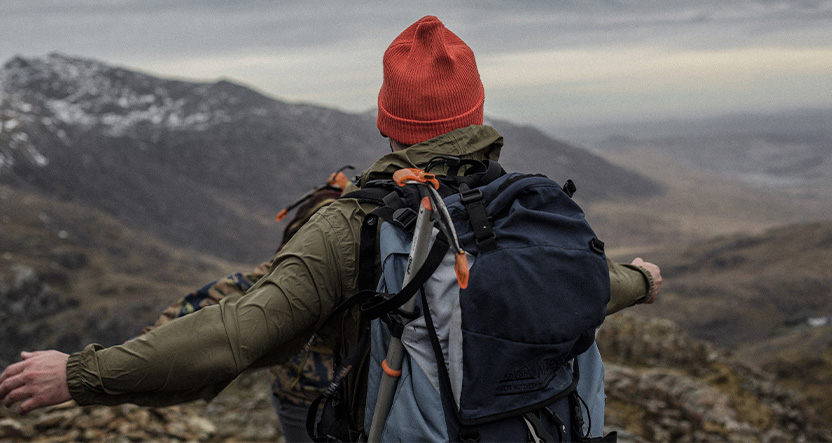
0,53,660,264
560,108,832,143
592,131,832,196
642,220,832,348
573,107,832,201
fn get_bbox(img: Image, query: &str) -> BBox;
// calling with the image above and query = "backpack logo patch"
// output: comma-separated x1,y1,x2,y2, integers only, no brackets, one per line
496,357,562,396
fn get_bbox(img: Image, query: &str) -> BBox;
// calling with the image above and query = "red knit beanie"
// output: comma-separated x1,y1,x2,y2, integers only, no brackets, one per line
377,15,485,146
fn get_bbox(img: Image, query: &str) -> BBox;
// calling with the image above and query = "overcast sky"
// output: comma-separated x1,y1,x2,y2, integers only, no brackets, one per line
2,1,831,132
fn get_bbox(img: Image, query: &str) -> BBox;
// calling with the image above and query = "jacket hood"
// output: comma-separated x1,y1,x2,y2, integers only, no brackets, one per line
358,125,503,186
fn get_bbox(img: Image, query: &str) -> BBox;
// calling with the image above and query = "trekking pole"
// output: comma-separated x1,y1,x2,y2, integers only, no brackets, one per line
275,165,354,222
366,169,438,443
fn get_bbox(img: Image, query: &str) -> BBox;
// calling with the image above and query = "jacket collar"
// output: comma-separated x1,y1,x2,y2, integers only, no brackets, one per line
358,125,503,185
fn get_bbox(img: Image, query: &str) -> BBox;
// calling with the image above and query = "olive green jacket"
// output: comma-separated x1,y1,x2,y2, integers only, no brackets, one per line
66,125,654,431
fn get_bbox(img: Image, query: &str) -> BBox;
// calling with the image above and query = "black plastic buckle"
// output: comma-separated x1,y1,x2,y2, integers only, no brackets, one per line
458,427,481,443
391,207,417,230
381,305,420,339
459,188,483,205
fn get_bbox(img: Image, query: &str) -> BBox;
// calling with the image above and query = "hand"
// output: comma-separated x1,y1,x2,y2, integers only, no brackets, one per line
0,350,72,414
631,257,662,304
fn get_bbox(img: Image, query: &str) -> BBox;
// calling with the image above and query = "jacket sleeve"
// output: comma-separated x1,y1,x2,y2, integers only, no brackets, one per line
606,258,654,315
141,262,272,334
65,207,356,407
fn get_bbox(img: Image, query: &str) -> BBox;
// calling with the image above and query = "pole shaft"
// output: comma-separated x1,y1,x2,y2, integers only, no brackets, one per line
367,187,434,442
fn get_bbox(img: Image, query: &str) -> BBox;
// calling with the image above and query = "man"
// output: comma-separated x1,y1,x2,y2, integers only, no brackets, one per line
1,15,661,439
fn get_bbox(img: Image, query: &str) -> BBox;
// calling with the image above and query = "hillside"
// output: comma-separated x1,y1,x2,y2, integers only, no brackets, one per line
598,313,831,442
582,144,832,258
0,53,659,264
618,220,832,425
644,220,832,348
0,183,248,366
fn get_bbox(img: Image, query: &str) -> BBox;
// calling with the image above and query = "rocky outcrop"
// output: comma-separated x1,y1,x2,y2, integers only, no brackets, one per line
0,370,279,442
599,314,832,442
0,264,71,321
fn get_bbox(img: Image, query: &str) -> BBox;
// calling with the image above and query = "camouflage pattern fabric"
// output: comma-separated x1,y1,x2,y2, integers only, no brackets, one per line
269,341,335,407
141,263,271,334
143,187,344,407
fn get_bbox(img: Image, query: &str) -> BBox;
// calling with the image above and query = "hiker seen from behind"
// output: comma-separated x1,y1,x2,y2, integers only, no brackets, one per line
0,15,662,443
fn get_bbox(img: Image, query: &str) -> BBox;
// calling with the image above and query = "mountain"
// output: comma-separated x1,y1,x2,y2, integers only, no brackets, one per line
0,53,381,263
0,53,660,264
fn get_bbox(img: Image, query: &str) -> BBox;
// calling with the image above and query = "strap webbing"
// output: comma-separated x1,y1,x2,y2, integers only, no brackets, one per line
459,183,497,253
359,234,449,320
306,331,370,442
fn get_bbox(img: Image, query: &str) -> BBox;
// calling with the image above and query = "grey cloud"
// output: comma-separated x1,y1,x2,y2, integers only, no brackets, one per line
4,1,831,58
2,0,830,127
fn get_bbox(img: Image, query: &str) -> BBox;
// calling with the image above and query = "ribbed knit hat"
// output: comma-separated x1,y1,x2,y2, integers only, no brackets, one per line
377,16,485,146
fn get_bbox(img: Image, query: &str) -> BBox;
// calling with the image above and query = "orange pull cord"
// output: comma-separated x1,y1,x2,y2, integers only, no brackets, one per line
382,359,402,377
454,252,469,289
393,168,439,189
327,171,350,190
275,208,289,222
276,166,354,222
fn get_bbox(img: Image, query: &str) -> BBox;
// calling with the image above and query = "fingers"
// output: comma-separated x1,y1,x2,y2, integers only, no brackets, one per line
19,394,47,415
0,359,26,399
2,379,50,415
2,376,32,408
0,360,29,409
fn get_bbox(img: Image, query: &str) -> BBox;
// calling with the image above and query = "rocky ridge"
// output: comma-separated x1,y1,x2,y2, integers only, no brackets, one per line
598,314,830,442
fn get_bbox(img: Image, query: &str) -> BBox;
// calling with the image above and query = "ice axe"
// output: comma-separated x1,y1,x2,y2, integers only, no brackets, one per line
275,165,354,222
367,168,468,442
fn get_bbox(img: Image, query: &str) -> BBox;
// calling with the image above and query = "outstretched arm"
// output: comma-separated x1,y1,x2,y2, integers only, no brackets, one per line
0,201,360,414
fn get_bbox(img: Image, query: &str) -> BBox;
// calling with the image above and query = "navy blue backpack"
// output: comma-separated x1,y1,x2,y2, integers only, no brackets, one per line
308,157,615,442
